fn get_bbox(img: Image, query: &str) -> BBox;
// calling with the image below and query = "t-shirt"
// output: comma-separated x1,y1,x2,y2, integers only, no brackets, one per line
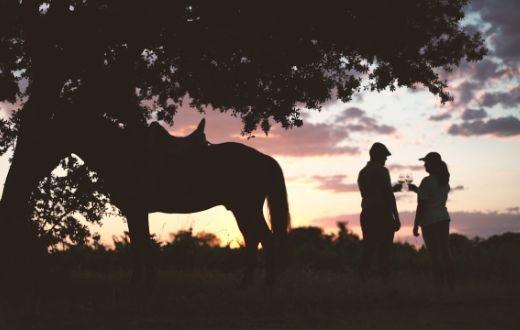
418,175,451,227
358,161,394,212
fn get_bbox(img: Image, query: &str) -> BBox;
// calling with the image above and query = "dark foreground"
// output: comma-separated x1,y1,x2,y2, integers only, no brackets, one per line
1,269,518,330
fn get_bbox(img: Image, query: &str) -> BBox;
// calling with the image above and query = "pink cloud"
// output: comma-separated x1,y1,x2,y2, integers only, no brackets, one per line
469,0,520,65
448,116,520,137
336,107,396,135
386,164,424,172
337,107,365,120
312,210,520,240
480,86,520,109
451,185,464,191
461,108,488,121
164,104,360,157
149,100,408,158
311,175,358,193
242,124,359,157
429,112,452,121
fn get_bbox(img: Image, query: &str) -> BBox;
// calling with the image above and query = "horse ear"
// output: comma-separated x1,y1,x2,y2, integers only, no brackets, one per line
149,121,162,129
196,118,206,133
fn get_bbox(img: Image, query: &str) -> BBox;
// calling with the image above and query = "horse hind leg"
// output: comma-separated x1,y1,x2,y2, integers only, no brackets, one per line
233,206,276,287
257,216,276,286
232,208,260,288
245,211,276,286
242,234,260,288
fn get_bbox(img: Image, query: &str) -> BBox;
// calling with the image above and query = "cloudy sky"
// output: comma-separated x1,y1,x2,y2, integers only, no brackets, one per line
1,0,519,247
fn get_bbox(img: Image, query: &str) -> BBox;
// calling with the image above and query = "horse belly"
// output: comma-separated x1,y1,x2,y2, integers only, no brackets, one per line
148,178,228,214
153,195,221,214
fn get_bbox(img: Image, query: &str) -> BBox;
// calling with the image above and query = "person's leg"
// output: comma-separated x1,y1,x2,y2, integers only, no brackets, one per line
377,225,395,279
360,228,377,279
438,221,454,286
359,213,376,279
422,222,443,284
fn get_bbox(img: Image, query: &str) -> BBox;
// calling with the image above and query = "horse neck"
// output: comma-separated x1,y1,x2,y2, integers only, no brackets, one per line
71,123,139,180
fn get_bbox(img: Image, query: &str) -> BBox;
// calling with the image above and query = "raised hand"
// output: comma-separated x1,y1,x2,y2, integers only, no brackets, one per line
413,225,420,237
392,183,403,192
394,220,401,232
408,183,419,193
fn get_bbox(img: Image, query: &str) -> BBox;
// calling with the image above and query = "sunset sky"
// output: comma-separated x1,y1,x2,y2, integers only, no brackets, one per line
0,0,519,247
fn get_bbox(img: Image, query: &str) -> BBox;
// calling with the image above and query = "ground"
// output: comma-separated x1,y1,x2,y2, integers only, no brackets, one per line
1,269,518,330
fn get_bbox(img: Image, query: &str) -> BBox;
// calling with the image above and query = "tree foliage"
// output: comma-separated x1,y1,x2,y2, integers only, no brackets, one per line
0,0,486,134
0,1,486,248
167,228,221,249
0,111,20,155
29,155,114,249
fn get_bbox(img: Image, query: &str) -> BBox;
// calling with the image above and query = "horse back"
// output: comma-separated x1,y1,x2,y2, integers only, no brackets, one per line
148,141,277,213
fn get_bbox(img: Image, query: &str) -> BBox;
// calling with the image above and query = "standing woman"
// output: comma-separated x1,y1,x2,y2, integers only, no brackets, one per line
409,152,454,286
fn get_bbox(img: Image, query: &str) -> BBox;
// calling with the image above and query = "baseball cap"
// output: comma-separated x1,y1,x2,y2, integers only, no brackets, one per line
419,152,442,162
369,142,391,157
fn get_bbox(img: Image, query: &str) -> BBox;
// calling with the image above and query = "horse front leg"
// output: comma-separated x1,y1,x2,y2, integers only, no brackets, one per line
126,210,154,285
242,235,260,288
233,209,261,288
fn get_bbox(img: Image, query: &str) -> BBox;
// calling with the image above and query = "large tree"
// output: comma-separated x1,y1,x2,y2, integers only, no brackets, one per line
0,0,485,265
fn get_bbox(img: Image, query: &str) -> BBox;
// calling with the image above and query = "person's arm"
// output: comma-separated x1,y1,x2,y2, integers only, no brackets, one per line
413,198,427,236
391,193,400,231
383,169,401,231
392,183,402,192
413,178,430,236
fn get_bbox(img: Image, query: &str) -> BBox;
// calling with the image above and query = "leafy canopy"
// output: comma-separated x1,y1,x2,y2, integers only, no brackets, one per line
29,155,114,249
0,0,485,134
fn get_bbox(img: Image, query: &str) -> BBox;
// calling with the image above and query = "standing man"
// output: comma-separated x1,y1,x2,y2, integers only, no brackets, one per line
357,142,401,279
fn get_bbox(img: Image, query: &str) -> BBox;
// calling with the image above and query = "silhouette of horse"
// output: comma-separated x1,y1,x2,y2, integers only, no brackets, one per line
61,113,290,286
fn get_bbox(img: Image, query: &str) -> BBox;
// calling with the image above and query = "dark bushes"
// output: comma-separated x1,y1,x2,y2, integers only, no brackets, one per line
49,224,520,281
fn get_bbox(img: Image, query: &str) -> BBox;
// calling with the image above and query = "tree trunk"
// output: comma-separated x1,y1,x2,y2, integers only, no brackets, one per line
0,78,65,287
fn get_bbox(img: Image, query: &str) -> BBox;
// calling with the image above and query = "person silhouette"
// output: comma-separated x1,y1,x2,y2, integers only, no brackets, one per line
357,142,401,279
408,152,454,287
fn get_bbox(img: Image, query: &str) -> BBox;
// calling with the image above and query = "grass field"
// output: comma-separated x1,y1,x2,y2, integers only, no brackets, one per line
2,268,519,330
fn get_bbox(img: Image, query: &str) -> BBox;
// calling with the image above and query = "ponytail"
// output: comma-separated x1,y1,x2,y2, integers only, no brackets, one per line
434,161,450,187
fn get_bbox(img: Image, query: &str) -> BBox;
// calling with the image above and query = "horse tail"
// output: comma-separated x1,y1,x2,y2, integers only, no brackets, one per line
266,158,291,255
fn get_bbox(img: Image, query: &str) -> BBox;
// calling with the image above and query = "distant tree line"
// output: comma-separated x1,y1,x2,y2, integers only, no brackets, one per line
48,222,520,281
26,174,520,282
